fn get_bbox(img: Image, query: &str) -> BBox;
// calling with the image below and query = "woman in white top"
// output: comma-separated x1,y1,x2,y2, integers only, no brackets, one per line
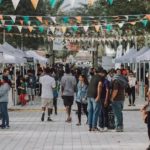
128,72,137,106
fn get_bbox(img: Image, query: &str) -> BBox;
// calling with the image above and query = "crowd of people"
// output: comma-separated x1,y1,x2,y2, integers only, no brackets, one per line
0,63,150,149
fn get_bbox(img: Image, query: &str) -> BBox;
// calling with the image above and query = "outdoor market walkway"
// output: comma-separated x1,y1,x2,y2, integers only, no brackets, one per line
0,96,149,150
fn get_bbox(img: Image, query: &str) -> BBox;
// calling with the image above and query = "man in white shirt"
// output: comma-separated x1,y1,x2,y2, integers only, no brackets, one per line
39,68,56,121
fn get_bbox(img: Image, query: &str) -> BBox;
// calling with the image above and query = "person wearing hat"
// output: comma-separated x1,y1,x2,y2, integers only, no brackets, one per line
87,67,104,131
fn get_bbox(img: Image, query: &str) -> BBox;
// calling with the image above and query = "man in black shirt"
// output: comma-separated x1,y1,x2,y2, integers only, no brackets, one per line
87,67,103,131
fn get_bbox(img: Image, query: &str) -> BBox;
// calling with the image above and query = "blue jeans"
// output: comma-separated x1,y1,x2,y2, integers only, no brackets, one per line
99,100,108,128
111,101,124,128
0,102,9,127
87,97,100,129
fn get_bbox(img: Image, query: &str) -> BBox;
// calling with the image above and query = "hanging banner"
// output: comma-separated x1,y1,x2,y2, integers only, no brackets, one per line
12,0,20,10
20,20,24,25
83,26,89,32
88,0,95,6
53,38,64,51
17,26,22,32
49,26,55,33
51,17,56,24
0,15,3,20
61,26,67,33
76,16,82,23
10,15,16,23
31,0,39,9
118,22,124,28
28,26,33,32
36,16,43,23
95,25,100,32
49,0,56,8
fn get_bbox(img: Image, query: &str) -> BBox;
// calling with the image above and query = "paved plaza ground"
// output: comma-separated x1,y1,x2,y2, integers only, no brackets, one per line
0,96,148,150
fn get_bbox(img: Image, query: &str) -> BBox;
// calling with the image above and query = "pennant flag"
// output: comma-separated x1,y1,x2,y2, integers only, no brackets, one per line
17,26,22,32
0,0,3,4
61,26,67,33
1,20,5,25
118,22,124,28
44,20,49,26
145,15,150,21
20,20,24,25
95,25,100,32
36,16,42,23
31,0,39,9
51,17,56,24
28,26,33,32
125,15,129,21
10,15,16,23
83,26,89,32
12,0,20,10
23,16,29,24
63,17,69,23
36,20,41,26
106,24,112,32
107,0,113,5
76,16,82,23
28,21,31,25
129,21,136,25
6,25,12,32
141,19,148,27
50,26,55,33
39,26,44,33
0,15,3,20
88,0,95,6
49,0,56,8
72,26,78,32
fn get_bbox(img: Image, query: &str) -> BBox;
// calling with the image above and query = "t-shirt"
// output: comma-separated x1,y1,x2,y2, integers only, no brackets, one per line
112,80,125,101
87,74,102,99
39,75,56,99
61,74,76,96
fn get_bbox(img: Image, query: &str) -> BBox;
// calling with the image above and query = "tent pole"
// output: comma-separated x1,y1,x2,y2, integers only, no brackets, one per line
14,64,17,106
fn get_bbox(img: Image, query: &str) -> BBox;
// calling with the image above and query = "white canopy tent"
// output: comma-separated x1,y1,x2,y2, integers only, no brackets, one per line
115,47,137,63
129,47,149,63
136,49,150,62
26,50,48,64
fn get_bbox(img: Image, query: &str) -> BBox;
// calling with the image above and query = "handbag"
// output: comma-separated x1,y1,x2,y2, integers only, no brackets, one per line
82,97,87,104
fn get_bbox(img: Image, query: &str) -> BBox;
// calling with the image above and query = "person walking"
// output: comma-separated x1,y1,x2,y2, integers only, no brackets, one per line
87,67,103,131
61,67,76,123
76,74,89,126
39,68,56,122
128,72,136,106
111,69,128,132
0,76,11,129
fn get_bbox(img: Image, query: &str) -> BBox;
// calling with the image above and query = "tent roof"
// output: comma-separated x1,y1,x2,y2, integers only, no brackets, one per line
136,49,150,62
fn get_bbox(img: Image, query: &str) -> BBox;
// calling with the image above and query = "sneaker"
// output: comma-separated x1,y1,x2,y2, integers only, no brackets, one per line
132,104,135,106
103,127,108,132
92,127,100,132
6,125,10,129
76,123,81,126
41,113,45,122
47,118,53,122
115,127,123,132
99,127,104,132
128,104,131,106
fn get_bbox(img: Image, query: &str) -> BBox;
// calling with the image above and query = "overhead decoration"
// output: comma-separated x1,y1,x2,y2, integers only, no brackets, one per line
31,0,39,10
106,24,112,32
0,0,2,4
61,26,67,33
6,25,12,32
63,17,69,23
72,26,78,32
23,16,29,24
76,16,82,23
141,19,148,27
107,0,113,5
129,21,136,25
88,0,95,6
95,25,100,32
83,26,89,32
10,15,16,23
49,0,57,8
49,26,55,33
118,22,124,28
28,26,33,32
20,20,24,25
36,16,43,23
39,26,44,33
0,15,3,20
12,0,20,10
17,26,22,32
51,17,56,24
145,15,150,21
